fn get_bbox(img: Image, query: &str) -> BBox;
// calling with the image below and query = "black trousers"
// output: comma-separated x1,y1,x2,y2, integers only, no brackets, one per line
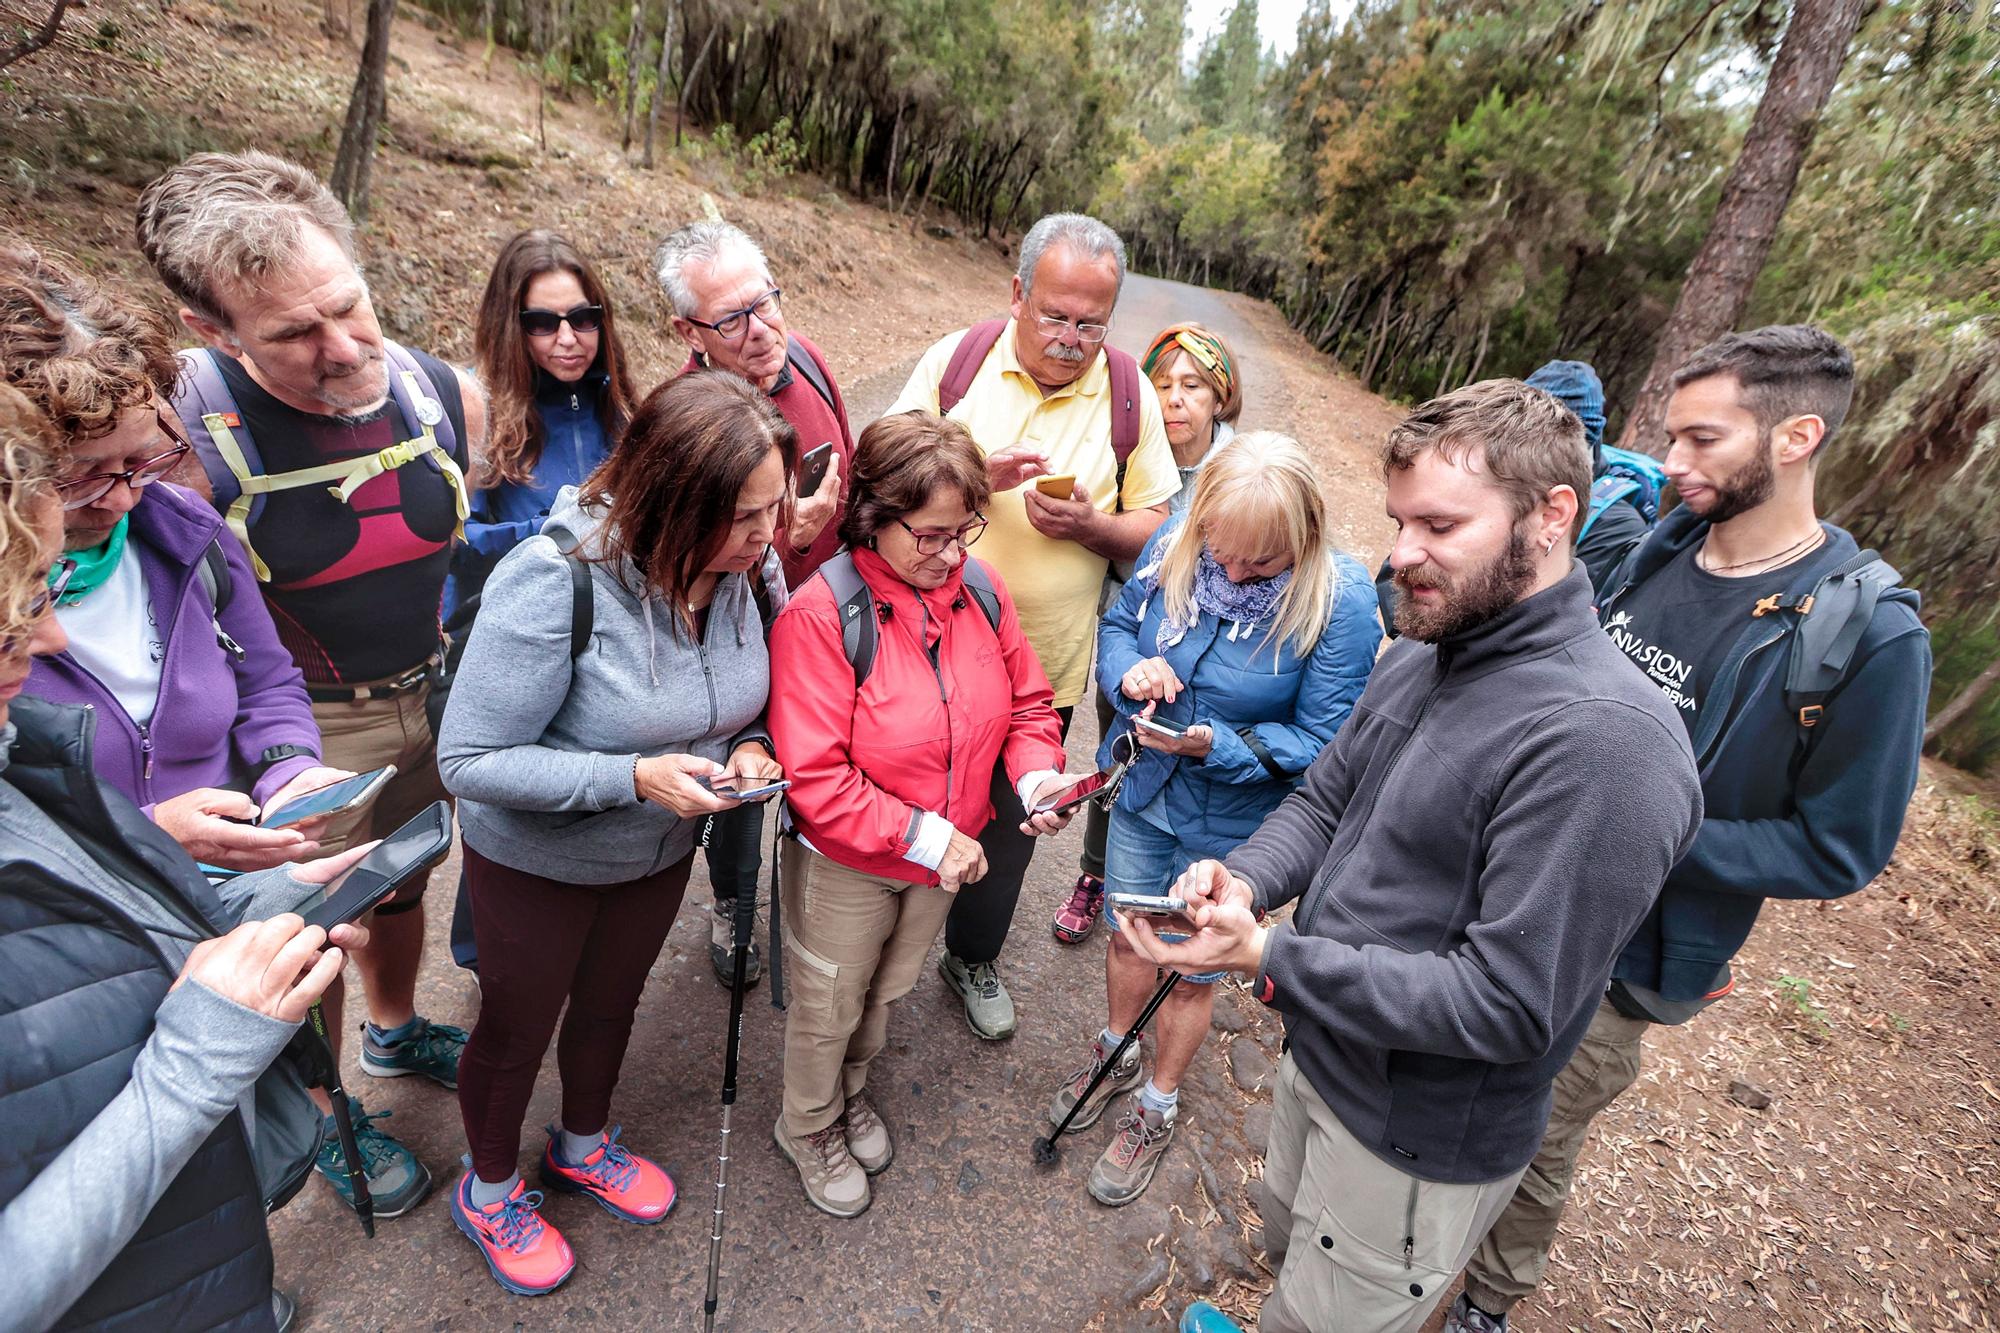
945,706,1073,965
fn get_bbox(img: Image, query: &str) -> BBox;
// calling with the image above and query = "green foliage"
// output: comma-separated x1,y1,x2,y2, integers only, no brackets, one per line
1776,973,1832,1039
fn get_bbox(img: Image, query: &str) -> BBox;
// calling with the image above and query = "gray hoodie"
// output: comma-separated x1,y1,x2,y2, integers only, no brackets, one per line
438,488,781,883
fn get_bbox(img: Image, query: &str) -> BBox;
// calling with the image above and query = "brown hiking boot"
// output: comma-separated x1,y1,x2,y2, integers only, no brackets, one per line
843,1094,894,1175
773,1115,870,1218
1087,1098,1176,1207
1047,1035,1145,1134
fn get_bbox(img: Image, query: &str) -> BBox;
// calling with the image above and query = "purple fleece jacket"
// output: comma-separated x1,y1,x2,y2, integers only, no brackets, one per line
26,483,321,814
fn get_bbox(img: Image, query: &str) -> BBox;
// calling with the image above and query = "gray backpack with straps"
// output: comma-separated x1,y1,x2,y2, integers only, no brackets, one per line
815,549,1000,686
1764,549,1904,746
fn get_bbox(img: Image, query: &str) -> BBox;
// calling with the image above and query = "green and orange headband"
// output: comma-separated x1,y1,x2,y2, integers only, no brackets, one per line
1141,324,1236,404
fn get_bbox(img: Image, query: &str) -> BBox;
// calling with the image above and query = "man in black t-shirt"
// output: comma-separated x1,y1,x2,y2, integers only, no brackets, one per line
1448,327,1931,1333
137,151,489,1222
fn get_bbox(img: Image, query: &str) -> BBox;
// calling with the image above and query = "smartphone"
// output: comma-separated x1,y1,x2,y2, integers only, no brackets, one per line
260,765,397,829
1030,770,1112,817
697,773,793,800
1135,715,1188,738
798,442,835,499
301,800,453,931
1107,891,1191,919
1033,473,1078,499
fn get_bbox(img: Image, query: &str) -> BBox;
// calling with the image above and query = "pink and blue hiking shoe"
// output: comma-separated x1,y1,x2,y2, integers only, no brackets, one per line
538,1124,678,1224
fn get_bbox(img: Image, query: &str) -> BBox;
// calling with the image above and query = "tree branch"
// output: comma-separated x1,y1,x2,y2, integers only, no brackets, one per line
0,0,80,72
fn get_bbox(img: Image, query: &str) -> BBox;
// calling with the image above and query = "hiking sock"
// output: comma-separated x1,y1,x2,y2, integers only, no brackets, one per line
469,1171,520,1208
365,1016,421,1047
1138,1079,1178,1117
557,1127,603,1164
1100,1027,1128,1053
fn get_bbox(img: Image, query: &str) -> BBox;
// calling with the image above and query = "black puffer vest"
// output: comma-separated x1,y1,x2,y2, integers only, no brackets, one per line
0,698,282,1332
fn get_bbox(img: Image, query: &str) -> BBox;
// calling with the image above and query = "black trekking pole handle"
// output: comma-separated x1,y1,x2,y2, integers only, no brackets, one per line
308,1000,374,1238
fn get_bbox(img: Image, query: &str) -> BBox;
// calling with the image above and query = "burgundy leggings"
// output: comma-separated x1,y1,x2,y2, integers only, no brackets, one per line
457,842,693,1180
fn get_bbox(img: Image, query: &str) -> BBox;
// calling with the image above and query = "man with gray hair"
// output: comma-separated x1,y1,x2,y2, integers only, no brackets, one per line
886,211,1179,1039
656,218,855,985
136,149,487,1222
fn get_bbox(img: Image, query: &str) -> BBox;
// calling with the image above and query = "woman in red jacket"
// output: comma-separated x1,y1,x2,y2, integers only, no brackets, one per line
768,411,1075,1218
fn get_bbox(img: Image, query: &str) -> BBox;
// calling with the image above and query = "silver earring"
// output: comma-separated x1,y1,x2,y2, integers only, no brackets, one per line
1544,535,1558,556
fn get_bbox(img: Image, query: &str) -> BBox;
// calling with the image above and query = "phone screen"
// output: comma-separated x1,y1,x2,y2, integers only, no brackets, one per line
260,766,395,829
301,801,452,931
1032,770,1110,816
699,774,793,800
798,442,835,498
1137,715,1188,737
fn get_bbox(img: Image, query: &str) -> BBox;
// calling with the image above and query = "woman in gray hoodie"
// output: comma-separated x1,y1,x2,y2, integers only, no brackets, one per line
437,370,791,1296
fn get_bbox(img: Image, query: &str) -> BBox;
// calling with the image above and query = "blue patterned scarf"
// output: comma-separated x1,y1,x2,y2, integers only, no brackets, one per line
1157,547,1291,650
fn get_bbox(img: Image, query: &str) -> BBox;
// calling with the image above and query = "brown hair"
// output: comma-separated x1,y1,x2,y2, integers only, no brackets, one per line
0,384,58,652
579,370,796,635
0,238,180,454
471,230,638,489
1382,378,1591,539
838,412,992,549
134,151,356,330
1670,324,1855,456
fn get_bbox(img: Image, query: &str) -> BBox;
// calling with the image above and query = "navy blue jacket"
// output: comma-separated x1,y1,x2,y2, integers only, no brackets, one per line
1599,507,1932,1001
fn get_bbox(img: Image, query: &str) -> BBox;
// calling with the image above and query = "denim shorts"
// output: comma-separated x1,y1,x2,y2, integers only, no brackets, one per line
1103,808,1227,985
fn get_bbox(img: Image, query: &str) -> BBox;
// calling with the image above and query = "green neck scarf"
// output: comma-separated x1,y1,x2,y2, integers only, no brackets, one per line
55,515,130,607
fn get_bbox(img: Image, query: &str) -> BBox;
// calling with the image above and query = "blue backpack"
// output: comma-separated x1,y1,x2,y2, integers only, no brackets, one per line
1580,445,1670,540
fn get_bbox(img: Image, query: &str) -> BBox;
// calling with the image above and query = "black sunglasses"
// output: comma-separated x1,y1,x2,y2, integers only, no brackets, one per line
520,304,605,337
3,558,75,654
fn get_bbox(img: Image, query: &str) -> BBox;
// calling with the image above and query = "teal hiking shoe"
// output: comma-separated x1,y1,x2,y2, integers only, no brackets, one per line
1180,1301,1245,1332
315,1097,433,1218
359,1016,468,1090
938,953,1016,1040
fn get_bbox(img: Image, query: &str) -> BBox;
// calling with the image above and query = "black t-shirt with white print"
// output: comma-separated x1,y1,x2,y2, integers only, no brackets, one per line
1603,539,1830,734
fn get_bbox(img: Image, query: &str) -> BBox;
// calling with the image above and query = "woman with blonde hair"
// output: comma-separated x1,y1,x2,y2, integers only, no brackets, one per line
1044,430,1381,1207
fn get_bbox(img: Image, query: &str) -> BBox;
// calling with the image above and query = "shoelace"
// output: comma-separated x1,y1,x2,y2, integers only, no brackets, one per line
1111,1109,1170,1167
805,1121,852,1173
327,1105,403,1173
1060,882,1101,918
485,1188,549,1254
965,962,1002,999
573,1130,640,1193
389,1020,469,1065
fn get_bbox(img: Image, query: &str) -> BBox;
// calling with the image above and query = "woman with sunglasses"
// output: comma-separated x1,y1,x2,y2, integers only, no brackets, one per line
1044,431,1381,1208
0,240,352,873
451,230,637,622
766,411,1074,1219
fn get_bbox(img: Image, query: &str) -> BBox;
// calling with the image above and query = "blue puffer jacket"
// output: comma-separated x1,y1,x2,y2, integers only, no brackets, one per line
1095,520,1381,857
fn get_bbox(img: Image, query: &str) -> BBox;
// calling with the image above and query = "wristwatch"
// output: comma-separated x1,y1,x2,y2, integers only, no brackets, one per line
258,744,317,776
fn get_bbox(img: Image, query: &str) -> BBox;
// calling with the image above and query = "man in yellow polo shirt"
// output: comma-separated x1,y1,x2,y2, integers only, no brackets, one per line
888,212,1178,1038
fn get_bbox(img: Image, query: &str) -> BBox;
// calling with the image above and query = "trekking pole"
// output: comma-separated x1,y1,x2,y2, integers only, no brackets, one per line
307,1000,375,1238
1034,970,1182,1167
702,817,763,1332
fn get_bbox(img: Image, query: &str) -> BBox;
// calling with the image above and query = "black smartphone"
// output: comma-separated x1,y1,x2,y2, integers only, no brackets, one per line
259,765,397,829
798,442,835,499
301,801,453,931
697,773,793,800
1135,715,1188,739
1031,770,1112,817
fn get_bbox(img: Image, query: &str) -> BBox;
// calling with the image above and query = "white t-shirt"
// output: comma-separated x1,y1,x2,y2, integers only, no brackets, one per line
56,552,165,727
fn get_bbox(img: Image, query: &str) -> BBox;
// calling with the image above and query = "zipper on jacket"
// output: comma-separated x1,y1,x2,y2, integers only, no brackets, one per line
138,723,154,786
916,600,955,810
1402,1177,1418,1269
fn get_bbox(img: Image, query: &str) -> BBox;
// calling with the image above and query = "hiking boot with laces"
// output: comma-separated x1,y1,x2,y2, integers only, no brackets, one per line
773,1115,871,1218
938,952,1016,1040
314,1096,432,1218
538,1124,677,1224
1088,1097,1177,1207
843,1094,893,1175
450,1166,575,1296
1047,1035,1145,1133
1443,1293,1510,1333
359,1016,469,1090
1052,874,1105,944
710,901,764,987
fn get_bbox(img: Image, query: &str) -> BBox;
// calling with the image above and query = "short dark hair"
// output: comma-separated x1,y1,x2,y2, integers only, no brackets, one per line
1671,324,1854,455
839,412,991,550
1382,378,1592,539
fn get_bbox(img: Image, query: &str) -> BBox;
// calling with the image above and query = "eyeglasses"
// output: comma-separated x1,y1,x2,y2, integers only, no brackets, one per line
895,514,987,556
686,288,781,342
57,413,191,510
2,558,74,655
520,304,605,338
1034,313,1111,345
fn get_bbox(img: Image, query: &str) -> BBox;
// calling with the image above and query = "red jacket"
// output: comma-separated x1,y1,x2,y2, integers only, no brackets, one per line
769,547,1065,886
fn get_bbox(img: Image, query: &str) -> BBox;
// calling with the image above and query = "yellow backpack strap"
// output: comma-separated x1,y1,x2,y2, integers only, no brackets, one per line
201,412,274,581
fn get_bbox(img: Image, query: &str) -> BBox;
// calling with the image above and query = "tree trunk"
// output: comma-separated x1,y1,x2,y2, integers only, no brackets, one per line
884,102,902,209
643,0,674,168
328,0,396,219
0,0,78,70
1615,0,1868,456
620,0,645,151
1925,653,2000,748
677,23,718,148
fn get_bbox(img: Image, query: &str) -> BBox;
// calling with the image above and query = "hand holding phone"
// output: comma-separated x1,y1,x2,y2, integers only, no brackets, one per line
1033,473,1078,499
797,442,836,499
1029,770,1111,817
1107,891,1191,921
696,773,792,801
300,801,453,931
1135,714,1187,738
261,766,396,829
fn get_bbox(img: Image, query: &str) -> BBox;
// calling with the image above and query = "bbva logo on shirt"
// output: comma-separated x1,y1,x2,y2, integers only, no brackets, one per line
1606,619,1696,713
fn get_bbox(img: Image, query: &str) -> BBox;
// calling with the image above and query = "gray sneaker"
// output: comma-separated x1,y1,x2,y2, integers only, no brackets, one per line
1443,1294,1509,1333
710,902,763,987
1087,1097,1176,1207
1047,1035,1145,1133
843,1094,893,1175
773,1115,870,1218
938,953,1016,1039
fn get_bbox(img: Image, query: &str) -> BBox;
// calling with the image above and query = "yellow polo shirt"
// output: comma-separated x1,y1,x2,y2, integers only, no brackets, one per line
887,321,1179,707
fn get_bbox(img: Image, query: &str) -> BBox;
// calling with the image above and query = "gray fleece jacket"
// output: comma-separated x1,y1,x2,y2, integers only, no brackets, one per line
438,488,782,883
1230,564,1702,1185
0,720,321,1332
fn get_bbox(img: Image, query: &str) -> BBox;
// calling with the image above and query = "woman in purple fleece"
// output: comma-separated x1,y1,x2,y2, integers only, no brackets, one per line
0,240,348,870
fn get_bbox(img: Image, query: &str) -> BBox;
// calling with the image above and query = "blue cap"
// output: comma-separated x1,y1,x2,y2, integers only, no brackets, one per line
1526,359,1606,464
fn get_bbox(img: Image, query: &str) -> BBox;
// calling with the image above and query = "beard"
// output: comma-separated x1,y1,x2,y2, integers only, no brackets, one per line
1393,525,1539,643
314,346,390,414
1687,445,1776,523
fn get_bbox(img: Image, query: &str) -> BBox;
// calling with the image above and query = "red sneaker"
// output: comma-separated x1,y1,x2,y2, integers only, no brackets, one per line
539,1125,678,1224
450,1169,575,1296
1052,874,1105,944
